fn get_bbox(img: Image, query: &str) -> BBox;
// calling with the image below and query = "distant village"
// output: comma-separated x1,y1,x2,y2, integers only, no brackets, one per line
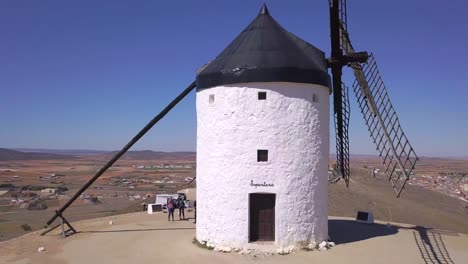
131,163,193,169
109,174,194,188
0,162,195,211
408,172,468,202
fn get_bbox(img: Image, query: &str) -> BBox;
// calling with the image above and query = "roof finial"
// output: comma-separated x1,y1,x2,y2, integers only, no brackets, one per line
259,3,270,16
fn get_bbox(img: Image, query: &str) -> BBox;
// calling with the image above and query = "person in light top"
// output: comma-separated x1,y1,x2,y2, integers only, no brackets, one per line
167,198,175,221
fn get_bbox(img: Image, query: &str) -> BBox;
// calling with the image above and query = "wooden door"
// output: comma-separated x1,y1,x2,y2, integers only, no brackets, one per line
249,193,275,242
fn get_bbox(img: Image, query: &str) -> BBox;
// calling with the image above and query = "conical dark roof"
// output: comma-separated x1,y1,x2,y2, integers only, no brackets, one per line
196,4,330,90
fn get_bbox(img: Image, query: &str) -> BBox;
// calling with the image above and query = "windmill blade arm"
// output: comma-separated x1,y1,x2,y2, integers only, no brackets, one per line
45,81,197,226
333,81,351,186
351,54,419,197
328,0,351,186
187,177,196,186
335,12,418,196
328,0,353,54
329,0,348,33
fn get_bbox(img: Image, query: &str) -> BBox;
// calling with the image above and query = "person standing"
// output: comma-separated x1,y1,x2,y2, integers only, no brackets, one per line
177,196,185,220
167,198,175,221
193,200,196,224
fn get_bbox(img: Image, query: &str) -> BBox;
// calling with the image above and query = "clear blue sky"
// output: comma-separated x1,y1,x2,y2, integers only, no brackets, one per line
0,0,467,157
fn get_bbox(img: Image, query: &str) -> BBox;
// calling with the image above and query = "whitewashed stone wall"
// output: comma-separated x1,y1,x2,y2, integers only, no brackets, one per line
196,82,329,250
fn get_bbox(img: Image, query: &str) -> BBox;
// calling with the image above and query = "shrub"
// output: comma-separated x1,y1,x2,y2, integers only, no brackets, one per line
20,224,32,231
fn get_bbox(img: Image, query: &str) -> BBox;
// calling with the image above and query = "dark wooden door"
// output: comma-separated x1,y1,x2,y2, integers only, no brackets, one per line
249,193,275,242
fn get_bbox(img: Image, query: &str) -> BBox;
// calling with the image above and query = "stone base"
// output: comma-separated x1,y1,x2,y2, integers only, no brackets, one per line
196,238,333,254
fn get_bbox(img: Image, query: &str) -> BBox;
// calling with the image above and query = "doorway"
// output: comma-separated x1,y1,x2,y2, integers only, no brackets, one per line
249,193,275,242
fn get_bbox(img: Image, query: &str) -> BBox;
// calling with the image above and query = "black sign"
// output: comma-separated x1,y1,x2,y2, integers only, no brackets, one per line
250,180,274,188
356,211,369,221
152,204,163,212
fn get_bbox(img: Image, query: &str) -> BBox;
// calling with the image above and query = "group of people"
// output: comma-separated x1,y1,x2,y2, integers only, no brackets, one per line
166,196,197,223
167,195,187,221
166,194,196,223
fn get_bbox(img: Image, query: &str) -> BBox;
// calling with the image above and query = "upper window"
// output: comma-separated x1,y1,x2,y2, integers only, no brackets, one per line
257,150,268,162
258,92,267,100
312,93,318,103
209,94,215,104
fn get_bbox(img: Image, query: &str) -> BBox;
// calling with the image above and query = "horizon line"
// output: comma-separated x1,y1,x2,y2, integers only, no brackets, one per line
4,147,468,160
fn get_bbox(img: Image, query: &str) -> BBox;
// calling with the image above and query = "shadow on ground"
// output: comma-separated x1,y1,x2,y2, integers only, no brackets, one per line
329,219,456,264
409,226,456,264
329,219,398,244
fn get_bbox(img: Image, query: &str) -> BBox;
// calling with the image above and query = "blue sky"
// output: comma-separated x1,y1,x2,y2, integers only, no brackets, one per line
0,0,467,157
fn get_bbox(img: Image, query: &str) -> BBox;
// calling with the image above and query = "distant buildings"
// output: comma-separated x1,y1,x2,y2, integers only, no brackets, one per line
409,173,468,202
41,188,57,194
131,163,193,169
184,177,194,183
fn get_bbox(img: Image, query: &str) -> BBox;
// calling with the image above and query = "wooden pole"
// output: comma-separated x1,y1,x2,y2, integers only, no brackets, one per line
46,81,197,226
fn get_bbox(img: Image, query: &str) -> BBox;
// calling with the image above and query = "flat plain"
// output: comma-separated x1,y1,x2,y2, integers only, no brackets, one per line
0,150,467,243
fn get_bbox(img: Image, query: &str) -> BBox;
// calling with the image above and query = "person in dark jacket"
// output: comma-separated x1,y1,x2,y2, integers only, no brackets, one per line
193,200,196,224
177,196,185,220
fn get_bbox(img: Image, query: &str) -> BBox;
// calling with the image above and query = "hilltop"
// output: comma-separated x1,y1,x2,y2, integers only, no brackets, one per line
0,148,72,161
0,148,196,161
101,150,196,161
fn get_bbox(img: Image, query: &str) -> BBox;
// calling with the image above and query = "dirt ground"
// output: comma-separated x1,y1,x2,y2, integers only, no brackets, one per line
0,211,466,264
0,157,195,242
0,197,145,241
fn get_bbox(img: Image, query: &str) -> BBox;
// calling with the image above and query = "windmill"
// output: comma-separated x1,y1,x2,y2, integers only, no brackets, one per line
42,1,418,246
327,0,418,196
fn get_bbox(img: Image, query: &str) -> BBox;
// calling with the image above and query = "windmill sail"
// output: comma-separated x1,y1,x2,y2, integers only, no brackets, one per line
333,82,351,186
329,0,419,196
339,24,418,196
351,55,418,196
329,0,351,185
328,0,348,43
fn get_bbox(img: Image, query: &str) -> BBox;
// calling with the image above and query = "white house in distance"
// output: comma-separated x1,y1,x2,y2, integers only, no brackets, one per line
41,188,57,194
195,5,330,250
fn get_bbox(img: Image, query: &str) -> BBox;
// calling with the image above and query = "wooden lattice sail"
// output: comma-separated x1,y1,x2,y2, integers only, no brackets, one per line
328,0,418,196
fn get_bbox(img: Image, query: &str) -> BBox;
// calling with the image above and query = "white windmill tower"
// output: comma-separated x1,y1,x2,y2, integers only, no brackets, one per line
195,5,331,250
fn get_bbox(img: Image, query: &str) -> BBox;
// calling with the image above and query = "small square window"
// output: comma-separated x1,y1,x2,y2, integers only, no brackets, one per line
257,149,268,162
258,92,267,100
312,94,318,103
209,94,215,104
